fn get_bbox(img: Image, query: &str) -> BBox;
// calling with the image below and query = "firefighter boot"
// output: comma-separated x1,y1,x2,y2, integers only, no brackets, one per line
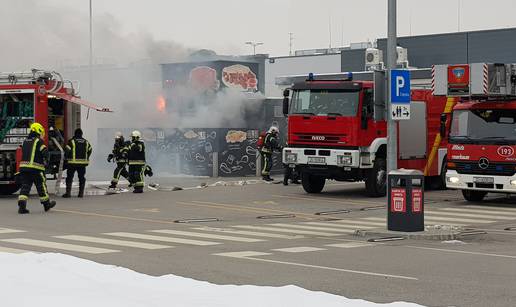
262,175,273,182
62,185,72,198
43,200,56,212
18,200,30,214
133,186,143,194
78,183,85,198
109,181,117,189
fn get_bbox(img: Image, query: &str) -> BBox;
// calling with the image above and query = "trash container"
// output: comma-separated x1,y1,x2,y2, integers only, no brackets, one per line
387,169,424,232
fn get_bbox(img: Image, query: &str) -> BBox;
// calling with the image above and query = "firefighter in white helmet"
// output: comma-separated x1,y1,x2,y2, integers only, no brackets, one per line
108,132,130,189
125,130,146,193
260,126,282,181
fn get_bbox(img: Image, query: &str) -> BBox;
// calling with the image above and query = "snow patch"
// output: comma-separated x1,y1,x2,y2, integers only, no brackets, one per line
0,253,423,307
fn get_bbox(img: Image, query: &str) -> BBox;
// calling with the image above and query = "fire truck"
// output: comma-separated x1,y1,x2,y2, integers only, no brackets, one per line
433,63,516,201
277,70,452,196
0,69,111,195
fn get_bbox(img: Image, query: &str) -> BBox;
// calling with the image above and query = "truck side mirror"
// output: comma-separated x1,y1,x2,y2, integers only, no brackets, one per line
440,113,447,137
282,89,290,116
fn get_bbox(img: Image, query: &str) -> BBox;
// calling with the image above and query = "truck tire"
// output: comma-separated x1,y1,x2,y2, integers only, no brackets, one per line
365,158,387,197
0,184,20,196
301,173,326,194
462,190,487,202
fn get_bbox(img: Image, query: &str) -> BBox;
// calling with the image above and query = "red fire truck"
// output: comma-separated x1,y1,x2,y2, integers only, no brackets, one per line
0,69,111,195
278,70,452,196
433,63,516,201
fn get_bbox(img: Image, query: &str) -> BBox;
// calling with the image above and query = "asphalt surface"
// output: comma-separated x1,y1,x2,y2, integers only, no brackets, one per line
1,176,516,307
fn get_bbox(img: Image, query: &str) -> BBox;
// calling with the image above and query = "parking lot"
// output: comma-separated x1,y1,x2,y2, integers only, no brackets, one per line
1,178,515,307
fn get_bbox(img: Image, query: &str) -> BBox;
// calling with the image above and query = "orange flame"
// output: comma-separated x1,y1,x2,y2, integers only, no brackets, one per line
156,95,166,113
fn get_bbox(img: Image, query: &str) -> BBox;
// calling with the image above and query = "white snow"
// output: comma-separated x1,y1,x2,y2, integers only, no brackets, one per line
0,253,423,307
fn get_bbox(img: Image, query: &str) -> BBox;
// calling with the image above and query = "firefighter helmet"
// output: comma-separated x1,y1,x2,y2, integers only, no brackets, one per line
268,126,279,134
30,123,45,137
131,130,141,140
115,131,123,139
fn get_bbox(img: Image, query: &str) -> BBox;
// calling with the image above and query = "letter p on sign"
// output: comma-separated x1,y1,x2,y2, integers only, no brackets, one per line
391,70,411,103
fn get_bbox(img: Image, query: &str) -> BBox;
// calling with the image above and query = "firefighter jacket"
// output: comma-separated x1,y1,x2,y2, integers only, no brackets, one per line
261,133,281,154
65,137,93,166
112,140,130,163
19,132,48,172
127,140,146,165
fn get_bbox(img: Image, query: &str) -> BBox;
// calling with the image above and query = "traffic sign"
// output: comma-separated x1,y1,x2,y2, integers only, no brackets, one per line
391,70,411,103
390,103,410,120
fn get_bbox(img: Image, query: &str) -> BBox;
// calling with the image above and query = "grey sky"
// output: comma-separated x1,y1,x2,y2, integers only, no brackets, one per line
42,0,516,57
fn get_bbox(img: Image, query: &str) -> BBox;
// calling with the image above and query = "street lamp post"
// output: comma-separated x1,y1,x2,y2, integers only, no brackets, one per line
245,41,264,55
89,0,93,97
386,0,397,174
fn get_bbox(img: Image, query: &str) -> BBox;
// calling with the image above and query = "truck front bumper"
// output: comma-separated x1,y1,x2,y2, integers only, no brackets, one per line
283,147,361,168
446,170,516,193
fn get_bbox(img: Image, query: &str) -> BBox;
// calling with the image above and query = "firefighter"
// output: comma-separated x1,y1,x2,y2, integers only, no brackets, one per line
63,128,92,198
108,132,130,189
17,123,56,214
127,130,146,193
260,126,281,181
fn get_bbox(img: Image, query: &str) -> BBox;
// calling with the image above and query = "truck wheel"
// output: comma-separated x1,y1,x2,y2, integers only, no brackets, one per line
301,173,326,194
462,190,487,202
0,184,20,196
365,158,387,197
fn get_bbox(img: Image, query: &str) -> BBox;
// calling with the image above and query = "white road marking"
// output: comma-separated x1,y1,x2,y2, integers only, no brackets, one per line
427,210,515,220
0,228,26,234
267,223,355,233
406,246,516,259
213,251,272,258
272,246,327,253
0,246,32,254
55,235,172,250
193,227,304,239
105,232,219,246
424,216,495,224
232,225,341,236
214,250,418,280
150,229,265,243
326,242,374,248
334,220,386,227
0,238,118,254
466,205,516,213
440,207,516,217
303,222,375,230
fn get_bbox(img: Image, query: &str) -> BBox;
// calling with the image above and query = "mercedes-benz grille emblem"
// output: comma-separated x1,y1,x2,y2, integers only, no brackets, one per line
478,157,490,170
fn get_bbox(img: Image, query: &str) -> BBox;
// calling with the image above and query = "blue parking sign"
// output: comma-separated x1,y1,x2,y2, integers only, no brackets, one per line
391,70,411,103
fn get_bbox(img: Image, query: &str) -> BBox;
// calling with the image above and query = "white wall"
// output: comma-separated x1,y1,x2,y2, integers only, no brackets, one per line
265,54,341,97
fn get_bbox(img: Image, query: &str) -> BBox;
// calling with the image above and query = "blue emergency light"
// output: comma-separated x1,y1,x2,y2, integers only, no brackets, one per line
308,73,314,81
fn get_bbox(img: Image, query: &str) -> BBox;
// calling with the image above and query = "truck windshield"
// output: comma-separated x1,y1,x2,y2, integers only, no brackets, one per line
290,90,359,116
450,109,516,143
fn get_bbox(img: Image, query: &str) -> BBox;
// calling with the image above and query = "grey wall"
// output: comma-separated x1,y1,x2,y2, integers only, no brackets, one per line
341,28,516,71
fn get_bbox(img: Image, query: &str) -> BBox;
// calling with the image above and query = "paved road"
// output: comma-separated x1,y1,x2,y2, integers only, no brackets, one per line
0,177,515,307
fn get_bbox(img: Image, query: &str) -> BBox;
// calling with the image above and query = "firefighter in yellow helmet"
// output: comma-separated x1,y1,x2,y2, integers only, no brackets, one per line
17,123,56,214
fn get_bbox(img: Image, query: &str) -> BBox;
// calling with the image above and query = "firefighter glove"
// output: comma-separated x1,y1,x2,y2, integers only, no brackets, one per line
107,154,114,162
144,165,153,177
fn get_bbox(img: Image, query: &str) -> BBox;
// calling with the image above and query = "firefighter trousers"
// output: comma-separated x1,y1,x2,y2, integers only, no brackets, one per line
66,165,86,189
18,170,50,204
129,164,145,192
261,151,272,176
111,162,129,186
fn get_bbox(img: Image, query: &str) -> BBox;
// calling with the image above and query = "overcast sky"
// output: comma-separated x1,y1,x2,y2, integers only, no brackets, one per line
37,0,516,57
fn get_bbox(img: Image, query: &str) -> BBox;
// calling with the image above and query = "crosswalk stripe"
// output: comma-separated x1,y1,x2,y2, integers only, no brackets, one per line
0,238,118,254
423,216,495,224
0,246,32,254
150,230,265,243
192,227,304,239
303,222,376,230
272,246,327,253
105,232,219,246
427,211,515,220
54,235,172,250
326,242,374,248
361,217,469,226
213,251,272,258
334,220,386,227
440,207,516,217
232,225,341,236
466,205,516,212
267,223,355,233
0,228,25,234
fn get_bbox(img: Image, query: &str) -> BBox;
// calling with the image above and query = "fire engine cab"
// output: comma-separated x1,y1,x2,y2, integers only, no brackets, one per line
0,69,112,195
277,70,451,196
433,63,516,201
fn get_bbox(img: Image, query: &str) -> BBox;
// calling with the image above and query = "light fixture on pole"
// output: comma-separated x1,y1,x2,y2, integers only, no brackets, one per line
245,41,264,55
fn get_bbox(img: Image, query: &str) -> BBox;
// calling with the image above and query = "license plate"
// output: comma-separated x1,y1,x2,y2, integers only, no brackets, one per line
308,157,326,164
473,177,494,184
